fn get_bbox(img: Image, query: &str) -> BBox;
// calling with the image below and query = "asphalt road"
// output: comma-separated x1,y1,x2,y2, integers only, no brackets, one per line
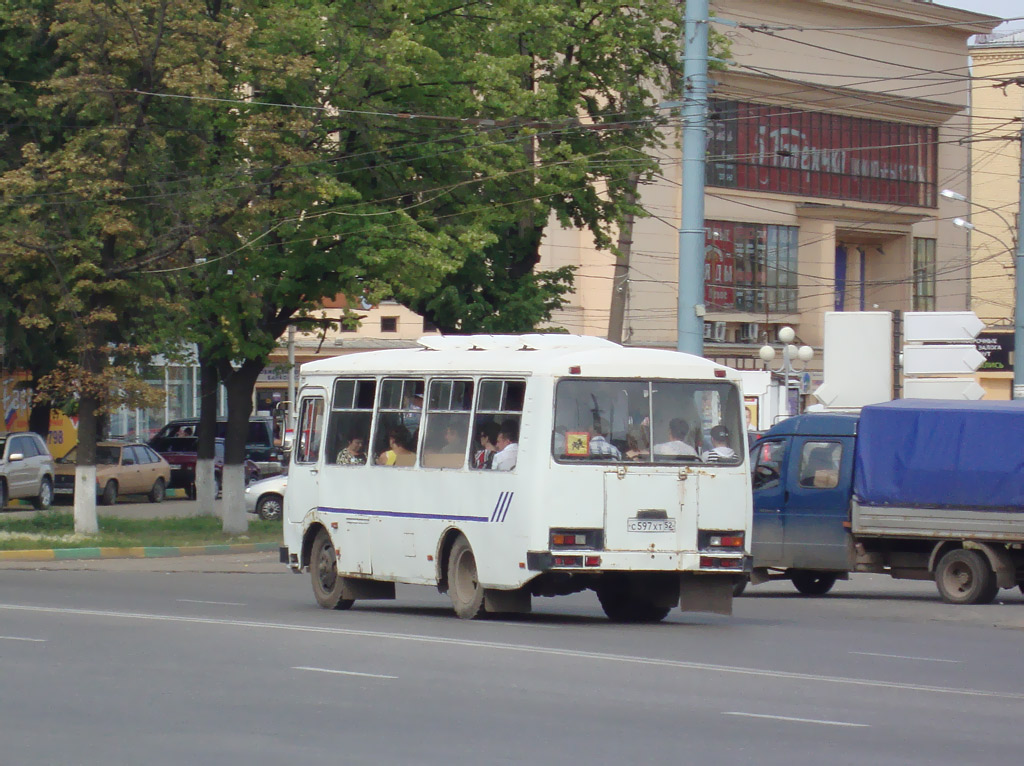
1,550,1022,766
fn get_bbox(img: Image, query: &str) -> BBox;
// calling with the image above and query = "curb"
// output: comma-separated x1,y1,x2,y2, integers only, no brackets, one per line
0,542,279,562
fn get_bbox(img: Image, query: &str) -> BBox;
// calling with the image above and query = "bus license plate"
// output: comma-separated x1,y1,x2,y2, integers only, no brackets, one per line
627,518,675,533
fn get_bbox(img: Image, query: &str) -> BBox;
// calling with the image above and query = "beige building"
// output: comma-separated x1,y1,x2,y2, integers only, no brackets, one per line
539,0,1000,376
968,30,1023,399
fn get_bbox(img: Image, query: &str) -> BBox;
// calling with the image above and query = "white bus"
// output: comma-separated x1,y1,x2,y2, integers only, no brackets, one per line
280,335,752,622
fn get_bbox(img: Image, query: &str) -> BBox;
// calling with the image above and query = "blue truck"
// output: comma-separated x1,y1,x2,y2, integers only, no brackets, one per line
746,399,1024,604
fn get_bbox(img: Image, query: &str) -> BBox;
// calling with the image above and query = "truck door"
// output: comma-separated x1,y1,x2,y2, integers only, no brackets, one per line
781,436,854,571
750,437,790,565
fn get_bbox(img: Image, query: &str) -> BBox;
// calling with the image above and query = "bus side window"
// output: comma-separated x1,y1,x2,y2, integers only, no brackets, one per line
422,379,473,469
373,378,425,467
325,379,375,466
473,379,525,471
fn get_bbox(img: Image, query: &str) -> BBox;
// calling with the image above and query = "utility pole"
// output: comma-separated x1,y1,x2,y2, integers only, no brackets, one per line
677,0,709,356
607,171,639,344
1015,116,1024,398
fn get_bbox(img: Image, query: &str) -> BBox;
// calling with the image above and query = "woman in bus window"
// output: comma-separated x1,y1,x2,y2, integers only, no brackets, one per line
377,426,416,467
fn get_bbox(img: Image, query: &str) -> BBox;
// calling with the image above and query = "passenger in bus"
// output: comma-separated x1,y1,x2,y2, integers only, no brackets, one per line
474,422,500,469
652,418,698,458
336,431,367,465
703,425,735,462
377,426,417,467
441,423,465,455
491,420,519,471
589,418,622,460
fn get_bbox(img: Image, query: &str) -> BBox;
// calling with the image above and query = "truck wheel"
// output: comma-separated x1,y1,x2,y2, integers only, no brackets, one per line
595,577,672,623
310,528,354,610
733,577,748,597
790,570,837,596
447,535,486,619
935,549,997,605
0,480,6,510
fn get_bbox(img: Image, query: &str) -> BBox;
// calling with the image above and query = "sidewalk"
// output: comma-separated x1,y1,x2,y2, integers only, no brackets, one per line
0,550,284,573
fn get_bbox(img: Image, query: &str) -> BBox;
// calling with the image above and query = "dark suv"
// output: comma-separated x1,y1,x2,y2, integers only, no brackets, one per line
149,417,284,477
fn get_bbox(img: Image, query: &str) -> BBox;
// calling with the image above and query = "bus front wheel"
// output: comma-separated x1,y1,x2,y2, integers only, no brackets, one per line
447,536,485,619
310,529,354,611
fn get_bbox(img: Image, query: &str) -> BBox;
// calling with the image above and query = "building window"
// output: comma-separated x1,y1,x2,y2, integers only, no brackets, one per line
705,221,799,313
913,238,936,311
707,100,938,207
380,316,398,333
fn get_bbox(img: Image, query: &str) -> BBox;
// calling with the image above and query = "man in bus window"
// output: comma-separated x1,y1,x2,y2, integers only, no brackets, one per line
652,418,697,458
491,420,519,471
703,425,735,462
589,418,622,460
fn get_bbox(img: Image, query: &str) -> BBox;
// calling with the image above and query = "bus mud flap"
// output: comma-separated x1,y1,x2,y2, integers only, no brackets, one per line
484,587,532,614
679,574,733,616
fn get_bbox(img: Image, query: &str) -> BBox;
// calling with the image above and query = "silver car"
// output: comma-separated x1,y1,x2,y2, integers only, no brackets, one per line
244,473,287,521
0,432,55,510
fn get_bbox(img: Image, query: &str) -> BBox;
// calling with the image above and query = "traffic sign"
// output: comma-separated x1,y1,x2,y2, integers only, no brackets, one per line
903,344,985,375
903,377,985,401
904,311,984,343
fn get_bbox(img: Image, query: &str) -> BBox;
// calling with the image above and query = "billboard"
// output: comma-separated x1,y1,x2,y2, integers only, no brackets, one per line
707,100,938,207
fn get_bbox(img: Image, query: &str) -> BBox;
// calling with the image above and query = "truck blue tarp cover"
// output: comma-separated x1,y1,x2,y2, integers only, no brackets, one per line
854,399,1024,511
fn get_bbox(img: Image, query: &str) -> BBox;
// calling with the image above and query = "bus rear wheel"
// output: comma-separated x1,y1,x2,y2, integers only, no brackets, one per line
447,536,485,619
310,529,354,611
596,578,672,623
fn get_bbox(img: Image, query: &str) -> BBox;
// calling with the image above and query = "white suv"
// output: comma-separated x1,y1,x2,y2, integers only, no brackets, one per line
0,432,55,510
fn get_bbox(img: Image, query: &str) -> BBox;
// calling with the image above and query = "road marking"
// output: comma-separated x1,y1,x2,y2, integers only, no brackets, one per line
0,602,1019,701
724,712,868,728
177,599,246,606
294,666,397,680
0,635,46,642
850,651,960,664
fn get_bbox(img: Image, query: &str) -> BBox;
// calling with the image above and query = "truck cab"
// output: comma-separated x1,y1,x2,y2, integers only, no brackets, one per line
749,412,857,595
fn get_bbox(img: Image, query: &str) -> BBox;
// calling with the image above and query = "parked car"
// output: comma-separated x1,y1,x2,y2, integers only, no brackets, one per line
150,417,285,477
53,442,171,505
0,431,55,510
244,470,287,521
150,436,259,498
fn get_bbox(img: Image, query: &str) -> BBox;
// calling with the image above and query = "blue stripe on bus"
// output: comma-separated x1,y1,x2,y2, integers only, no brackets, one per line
489,491,514,523
320,506,491,523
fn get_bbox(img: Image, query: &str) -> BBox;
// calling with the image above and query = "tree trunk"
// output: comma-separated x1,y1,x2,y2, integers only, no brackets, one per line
608,171,640,344
194,359,220,517
28,400,52,443
73,351,101,534
218,358,263,534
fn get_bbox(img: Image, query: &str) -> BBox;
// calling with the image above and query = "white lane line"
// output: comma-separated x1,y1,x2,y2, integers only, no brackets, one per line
177,599,246,607
724,712,868,728
851,651,960,664
294,666,397,680
0,635,46,642
0,603,1019,701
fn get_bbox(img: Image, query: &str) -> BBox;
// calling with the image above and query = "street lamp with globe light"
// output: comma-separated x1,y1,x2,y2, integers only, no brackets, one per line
759,326,814,418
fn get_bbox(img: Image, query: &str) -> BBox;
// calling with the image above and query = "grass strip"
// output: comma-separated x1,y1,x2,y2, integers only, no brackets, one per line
0,512,281,551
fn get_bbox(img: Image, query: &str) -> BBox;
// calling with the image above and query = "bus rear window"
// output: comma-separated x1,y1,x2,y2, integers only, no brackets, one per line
553,379,743,465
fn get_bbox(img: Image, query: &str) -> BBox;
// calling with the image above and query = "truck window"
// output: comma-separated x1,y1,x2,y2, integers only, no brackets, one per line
798,441,842,489
752,439,786,489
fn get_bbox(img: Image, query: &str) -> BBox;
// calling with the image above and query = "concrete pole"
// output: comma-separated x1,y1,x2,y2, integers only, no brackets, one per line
1015,121,1024,399
677,0,709,356
287,324,296,429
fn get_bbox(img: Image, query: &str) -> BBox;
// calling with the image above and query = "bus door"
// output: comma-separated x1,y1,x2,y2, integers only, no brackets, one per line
289,390,327,523
604,469,688,553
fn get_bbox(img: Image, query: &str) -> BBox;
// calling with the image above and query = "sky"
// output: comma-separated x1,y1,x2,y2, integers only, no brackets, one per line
937,0,1022,30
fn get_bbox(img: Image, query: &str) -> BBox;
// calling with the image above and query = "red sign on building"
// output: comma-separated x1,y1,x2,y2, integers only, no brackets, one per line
707,100,938,208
